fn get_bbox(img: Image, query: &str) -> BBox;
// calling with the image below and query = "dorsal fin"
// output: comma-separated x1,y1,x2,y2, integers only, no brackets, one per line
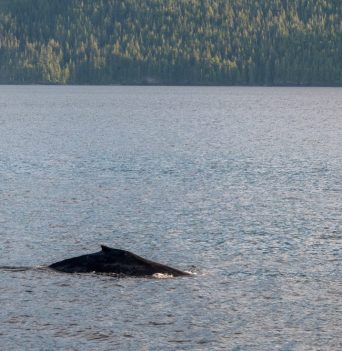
101,245,112,252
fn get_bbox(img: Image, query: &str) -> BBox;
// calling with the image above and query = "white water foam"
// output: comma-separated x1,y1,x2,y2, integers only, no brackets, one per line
152,273,174,279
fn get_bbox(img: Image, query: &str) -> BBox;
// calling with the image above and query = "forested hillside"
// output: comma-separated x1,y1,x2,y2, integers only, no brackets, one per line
0,0,341,85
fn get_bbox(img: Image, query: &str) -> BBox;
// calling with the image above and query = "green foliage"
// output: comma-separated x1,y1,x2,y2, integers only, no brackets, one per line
0,0,341,85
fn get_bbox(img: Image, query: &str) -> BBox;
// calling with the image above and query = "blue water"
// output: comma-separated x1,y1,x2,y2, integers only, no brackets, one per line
0,86,341,350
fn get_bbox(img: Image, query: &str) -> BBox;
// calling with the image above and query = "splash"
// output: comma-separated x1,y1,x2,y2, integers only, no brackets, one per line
152,272,174,279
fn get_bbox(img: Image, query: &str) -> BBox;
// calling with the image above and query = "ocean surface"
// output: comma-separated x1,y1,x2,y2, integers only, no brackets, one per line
0,86,341,350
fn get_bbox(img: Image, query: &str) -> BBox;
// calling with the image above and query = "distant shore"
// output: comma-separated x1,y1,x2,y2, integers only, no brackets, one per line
1,82,341,87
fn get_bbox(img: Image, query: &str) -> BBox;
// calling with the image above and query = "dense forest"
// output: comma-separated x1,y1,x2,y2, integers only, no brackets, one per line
0,0,341,85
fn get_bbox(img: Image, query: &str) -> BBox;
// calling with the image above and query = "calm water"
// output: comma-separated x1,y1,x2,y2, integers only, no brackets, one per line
0,86,341,350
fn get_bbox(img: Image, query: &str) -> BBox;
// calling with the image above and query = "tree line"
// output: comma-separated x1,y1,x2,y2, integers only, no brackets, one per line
0,0,341,85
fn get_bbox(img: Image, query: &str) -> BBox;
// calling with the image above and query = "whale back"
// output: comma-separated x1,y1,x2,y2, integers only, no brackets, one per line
49,245,189,277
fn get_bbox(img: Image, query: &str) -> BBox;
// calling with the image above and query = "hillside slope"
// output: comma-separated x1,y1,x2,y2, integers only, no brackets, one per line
0,0,341,85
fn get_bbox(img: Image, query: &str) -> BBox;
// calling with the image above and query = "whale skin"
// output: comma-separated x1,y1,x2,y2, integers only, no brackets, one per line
49,245,189,277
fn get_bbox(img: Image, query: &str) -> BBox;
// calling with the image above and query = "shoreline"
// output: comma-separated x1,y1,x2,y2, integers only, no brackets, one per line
0,82,341,88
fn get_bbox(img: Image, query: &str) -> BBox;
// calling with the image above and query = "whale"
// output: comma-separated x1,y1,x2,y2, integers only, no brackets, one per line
49,245,190,277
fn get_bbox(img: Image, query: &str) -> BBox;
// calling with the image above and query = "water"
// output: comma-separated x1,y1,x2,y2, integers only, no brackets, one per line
0,86,341,350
